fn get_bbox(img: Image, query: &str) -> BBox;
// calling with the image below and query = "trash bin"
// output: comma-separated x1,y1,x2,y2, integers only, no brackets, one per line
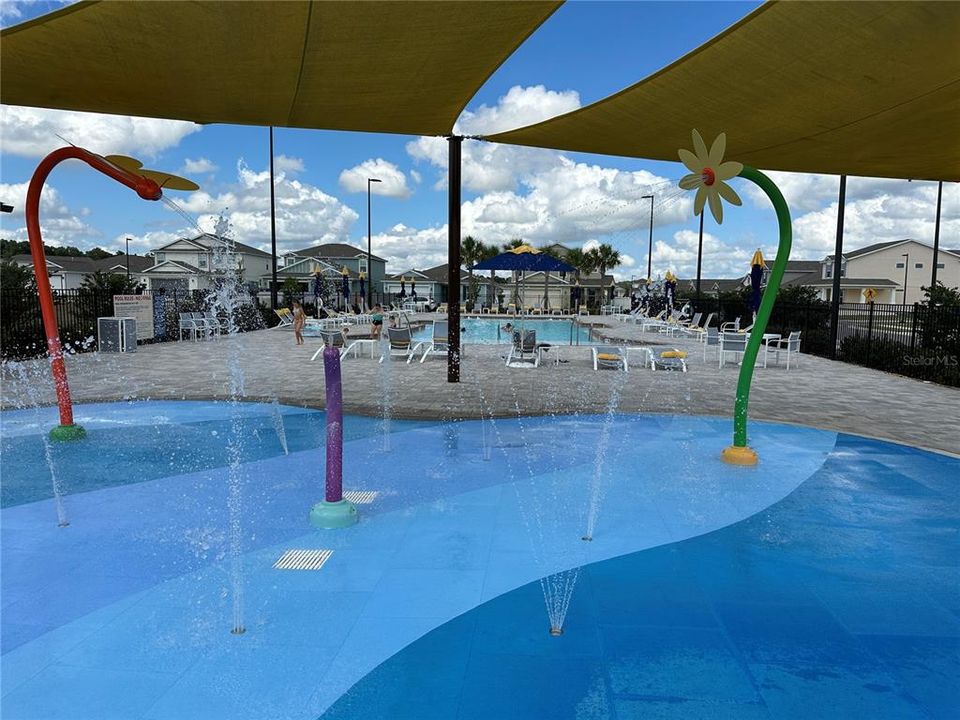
97,317,137,352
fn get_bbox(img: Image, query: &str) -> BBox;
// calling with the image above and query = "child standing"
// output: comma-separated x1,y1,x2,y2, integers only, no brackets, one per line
292,299,306,345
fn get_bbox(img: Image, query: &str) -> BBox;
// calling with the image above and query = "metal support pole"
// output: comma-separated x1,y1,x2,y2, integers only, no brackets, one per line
931,181,943,290
269,127,278,311
902,253,909,305
828,175,846,359
125,237,131,281
695,212,704,305
447,136,462,383
642,194,654,278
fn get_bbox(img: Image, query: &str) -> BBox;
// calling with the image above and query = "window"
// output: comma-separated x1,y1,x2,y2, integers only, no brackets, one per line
358,256,368,274
895,262,904,269
937,263,945,269
825,267,832,278
915,263,923,269
840,268,846,277
156,252,165,262
198,255,207,269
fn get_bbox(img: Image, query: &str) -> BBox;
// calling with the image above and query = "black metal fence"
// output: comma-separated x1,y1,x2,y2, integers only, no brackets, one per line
1,288,270,360
689,297,959,386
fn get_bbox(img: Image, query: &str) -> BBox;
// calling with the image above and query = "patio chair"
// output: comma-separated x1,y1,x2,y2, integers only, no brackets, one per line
640,310,668,333
719,331,748,368
505,329,540,368
204,310,229,335
770,330,802,369
309,329,347,361
652,349,687,372
273,308,293,328
379,326,423,364
419,320,449,363
720,317,741,332
685,312,715,342
178,312,202,341
592,345,628,372
703,326,720,362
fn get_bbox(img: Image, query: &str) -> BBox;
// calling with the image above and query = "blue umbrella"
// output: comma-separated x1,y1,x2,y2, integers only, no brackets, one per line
399,277,406,298
341,271,350,308
358,273,366,305
472,244,575,273
664,271,677,312
750,249,766,314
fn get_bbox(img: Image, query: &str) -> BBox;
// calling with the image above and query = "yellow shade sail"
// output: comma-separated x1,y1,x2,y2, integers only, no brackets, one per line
488,1,960,181
1,0,561,136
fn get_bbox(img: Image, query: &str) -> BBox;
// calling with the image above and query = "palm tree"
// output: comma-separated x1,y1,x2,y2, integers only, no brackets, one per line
502,238,525,307
460,235,485,311
588,243,621,304
537,243,562,310
564,247,595,312
480,242,500,310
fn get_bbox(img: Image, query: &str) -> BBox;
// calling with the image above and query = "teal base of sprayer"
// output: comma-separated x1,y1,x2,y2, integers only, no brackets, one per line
49,424,86,442
310,499,359,529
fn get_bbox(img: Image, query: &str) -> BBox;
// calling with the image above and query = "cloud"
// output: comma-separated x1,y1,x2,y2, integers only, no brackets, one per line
166,159,359,254
0,106,201,159
0,181,104,248
181,157,218,175
371,223,450,272
457,85,581,136
339,158,411,198
274,155,305,174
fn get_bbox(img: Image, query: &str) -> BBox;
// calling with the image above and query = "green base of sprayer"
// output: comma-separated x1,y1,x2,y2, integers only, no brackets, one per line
309,499,359,529
49,424,86,442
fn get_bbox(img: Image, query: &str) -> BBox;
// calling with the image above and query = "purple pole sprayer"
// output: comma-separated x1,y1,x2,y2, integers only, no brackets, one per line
310,344,358,528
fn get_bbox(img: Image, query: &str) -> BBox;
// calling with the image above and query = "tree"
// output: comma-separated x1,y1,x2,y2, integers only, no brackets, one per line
537,243,563,310
922,281,960,307
85,247,113,260
564,247,596,282
460,235,485,310
777,284,827,306
80,270,143,295
0,259,35,290
501,238,525,306
587,243,621,303
480,242,499,310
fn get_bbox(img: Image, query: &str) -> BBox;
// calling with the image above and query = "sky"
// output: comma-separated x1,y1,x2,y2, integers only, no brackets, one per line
1,0,957,282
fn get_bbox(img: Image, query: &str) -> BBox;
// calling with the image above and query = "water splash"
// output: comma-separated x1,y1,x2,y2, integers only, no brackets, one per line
583,371,628,541
378,332,394,452
269,398,289,455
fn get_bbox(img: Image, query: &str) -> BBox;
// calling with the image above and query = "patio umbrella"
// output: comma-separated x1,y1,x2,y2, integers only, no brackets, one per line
410,279,417,299
341,269,350,309
399,277,406,298
571,281,582,312
358,272,366,308
312,272,323,305
664,271,677,312
750,249,767,316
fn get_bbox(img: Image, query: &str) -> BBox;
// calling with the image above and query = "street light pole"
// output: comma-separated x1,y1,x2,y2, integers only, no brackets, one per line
641,194,654,278
902,252,909,305
367,177,381,308
125,237,131,280
269,126,278,311
931,181,943,290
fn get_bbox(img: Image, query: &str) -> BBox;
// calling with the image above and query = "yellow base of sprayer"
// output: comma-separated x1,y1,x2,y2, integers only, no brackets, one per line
721,445,758,465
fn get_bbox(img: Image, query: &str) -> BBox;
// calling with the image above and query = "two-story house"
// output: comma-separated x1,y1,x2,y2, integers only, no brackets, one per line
274,243,387,295
11,253,154,290
144,233,272,294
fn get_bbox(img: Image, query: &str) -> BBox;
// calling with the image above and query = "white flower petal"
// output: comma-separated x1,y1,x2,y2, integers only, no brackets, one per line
716,161,744,181
708,133,727,167
692,129,708,162
678,149,703,174
717,181,742,207
708,189,724,224
694,186,707,217
679,173,702,190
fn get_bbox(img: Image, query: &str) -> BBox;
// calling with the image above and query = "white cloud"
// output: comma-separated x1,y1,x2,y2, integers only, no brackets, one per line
339,159,411,199
456,85,580,136
0,180,105,248
274,155,305,174
0,106,201,159
165,159,359,254
181,157,218,175
371,223,450,271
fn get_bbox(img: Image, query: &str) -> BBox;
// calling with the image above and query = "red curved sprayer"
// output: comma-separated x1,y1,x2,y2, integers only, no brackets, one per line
25,146,193,441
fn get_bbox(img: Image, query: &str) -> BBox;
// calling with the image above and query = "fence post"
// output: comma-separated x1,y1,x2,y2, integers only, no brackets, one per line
867,301,875,359
910,302,919,355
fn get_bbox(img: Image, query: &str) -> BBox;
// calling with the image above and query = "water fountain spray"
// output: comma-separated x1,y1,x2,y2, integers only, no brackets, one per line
23,146,196,441
310,344,359,528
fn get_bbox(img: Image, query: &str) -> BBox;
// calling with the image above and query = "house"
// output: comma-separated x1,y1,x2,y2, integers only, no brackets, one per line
512,243,615,309
145,233,272,294
277,243,387,295
11,253,153,290
816,239,960,304
382,264,497,306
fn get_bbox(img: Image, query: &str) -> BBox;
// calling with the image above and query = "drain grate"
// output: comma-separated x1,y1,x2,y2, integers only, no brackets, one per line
273,549,333,571
343,490,379,504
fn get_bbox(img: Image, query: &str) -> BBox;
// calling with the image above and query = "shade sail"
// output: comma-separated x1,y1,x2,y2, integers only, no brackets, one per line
0,0,561,136
473,245,575,272
487,1,960,182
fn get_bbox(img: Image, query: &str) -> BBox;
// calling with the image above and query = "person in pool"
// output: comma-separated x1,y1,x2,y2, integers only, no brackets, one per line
371,304,384,340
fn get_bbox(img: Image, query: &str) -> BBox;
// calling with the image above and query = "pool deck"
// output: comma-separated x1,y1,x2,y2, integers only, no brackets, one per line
2,314,958,456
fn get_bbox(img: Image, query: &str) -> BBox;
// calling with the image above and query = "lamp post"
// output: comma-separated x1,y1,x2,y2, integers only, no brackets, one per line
125,237,131,281
641,194,654,278
901,252,909,305
367,177,381,307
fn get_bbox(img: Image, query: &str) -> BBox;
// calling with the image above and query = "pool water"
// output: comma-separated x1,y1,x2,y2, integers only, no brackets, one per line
1,401,956,720
413,316,593,344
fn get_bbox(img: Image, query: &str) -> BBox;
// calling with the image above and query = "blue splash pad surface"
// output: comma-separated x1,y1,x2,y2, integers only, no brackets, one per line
1,401,953,719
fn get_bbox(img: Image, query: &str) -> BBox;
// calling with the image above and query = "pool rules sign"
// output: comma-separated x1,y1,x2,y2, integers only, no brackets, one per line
113,295,154,340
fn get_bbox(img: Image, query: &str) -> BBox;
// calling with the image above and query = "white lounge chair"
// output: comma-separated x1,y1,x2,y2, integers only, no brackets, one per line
506,329,540,368
419,320,449,363
379,326,423,364
592,345,628,372
652,349,687,372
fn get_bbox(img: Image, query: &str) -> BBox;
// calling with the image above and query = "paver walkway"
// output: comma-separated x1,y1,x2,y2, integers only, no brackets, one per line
3,315,958,455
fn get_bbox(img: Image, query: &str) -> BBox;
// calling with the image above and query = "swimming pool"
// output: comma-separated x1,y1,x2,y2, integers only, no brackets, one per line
413,316,593,344
1,401,956,719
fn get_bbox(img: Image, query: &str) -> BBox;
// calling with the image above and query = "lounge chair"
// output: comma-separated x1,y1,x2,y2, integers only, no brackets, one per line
204,310,229,335
640,311,667,333
770,330,802,369
592,345,628,371
703,326,720,362
652,349,688,372
505,329,540,368
379,326,422,364
419,320,449,363
273,307,294,328
720,317,741,333
309,329,348,361
685,312,715,341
